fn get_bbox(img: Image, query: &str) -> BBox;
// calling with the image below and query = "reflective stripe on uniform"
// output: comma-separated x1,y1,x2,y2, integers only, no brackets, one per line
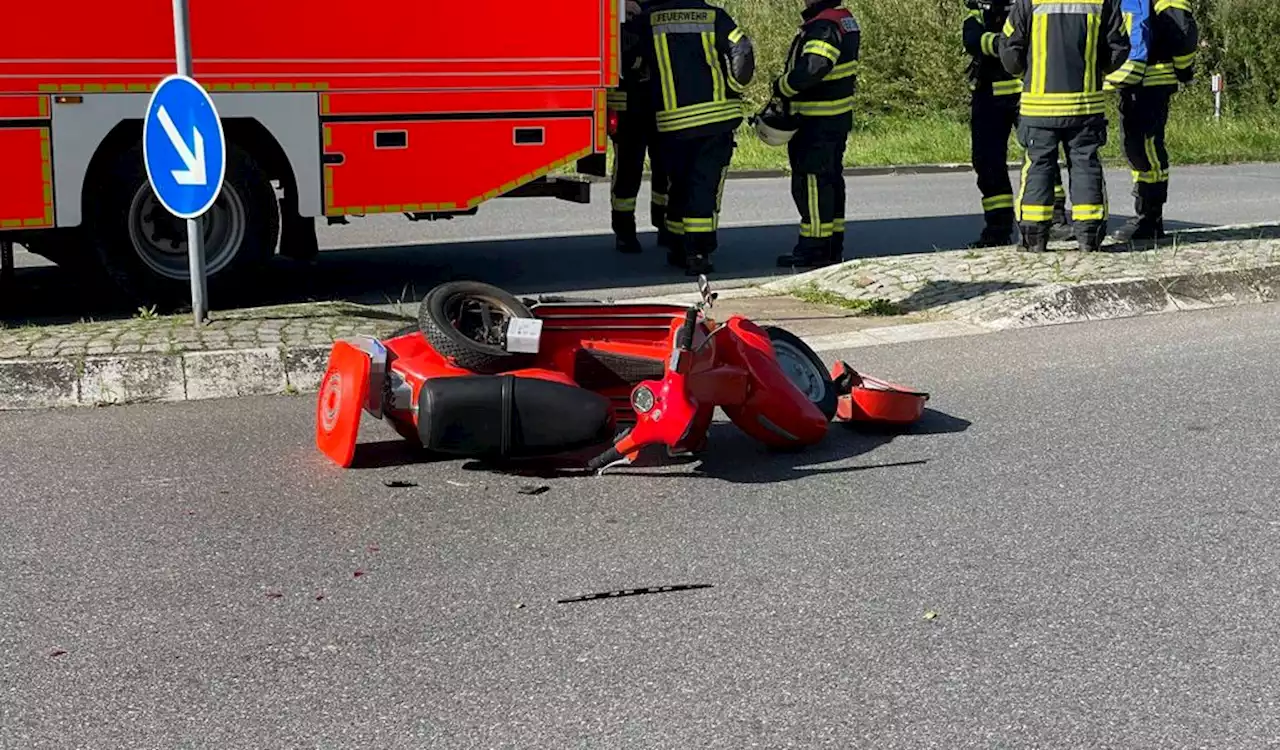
799,174,834,238
827,60,859,80
1173,52,1195,70
612,197,637,212
1084,8,1101,92
1021,91,1106,117
683,217,715,233
655,34,678,110
1142,62,1178,87
1104,59,1148,88
981,32,998,57
983,194,1015,212
1072,203,1107,221
701,32,726,101
666,218,686,235
993,80,1023,96
802,39,842,63
1015,151,1032,222
1031,1,1103,16
655,100,743,132
1154,0,1191,11
790,96,854,117
1021,204,1054,221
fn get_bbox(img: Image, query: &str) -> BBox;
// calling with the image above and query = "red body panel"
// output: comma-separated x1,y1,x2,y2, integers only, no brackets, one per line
1,2,615,94
1,0,616,232
0,124,53,230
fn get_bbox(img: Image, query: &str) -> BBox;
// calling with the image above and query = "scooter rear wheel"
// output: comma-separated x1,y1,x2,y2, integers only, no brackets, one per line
418,280,538,374
762,325,838,420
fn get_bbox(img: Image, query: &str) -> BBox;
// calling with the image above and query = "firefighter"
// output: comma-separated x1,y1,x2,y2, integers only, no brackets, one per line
771,0,861,269
608,0,674,255
632,0,755,275
1112,0,1199,242
962,0,1069,248
999,0,1130,253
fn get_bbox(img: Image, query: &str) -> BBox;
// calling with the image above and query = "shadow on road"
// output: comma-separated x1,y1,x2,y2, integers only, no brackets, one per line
423,407,973,485
896,279,1037,312
3,212,1218,328
1102,222,1280,254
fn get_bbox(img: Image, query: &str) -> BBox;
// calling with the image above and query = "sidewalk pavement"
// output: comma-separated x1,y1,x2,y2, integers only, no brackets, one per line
2,224,1277,410
761,224,1280,331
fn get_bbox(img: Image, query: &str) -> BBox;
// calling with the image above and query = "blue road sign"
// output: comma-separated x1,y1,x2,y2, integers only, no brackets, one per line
143,74,226,221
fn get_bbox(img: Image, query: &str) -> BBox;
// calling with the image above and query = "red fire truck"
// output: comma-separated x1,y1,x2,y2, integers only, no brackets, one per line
0,1,618,302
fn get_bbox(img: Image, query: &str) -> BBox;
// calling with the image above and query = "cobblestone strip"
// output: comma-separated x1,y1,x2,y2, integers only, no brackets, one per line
0,303,411,410
763,228,1280,330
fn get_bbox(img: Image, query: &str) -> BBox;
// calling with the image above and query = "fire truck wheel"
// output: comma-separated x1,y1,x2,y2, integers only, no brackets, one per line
418,280,538,374
89,141,279,307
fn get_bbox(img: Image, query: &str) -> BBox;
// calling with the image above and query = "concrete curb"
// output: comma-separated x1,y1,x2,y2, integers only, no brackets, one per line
0,344,332,411
972,265,1280,331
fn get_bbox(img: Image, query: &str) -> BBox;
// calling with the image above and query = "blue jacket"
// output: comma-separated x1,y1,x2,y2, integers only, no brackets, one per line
1106,0,1150,87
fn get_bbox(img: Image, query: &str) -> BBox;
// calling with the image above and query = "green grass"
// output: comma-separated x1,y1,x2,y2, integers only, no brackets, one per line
721,109,1280,171
791,284,905,316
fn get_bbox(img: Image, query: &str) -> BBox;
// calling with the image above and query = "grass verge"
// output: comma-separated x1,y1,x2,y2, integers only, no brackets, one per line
791,283,905,316
728,110,1280,172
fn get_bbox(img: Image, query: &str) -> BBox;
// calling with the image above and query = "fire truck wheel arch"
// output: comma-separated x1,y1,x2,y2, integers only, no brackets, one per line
85,140,280,302
52,92,324,228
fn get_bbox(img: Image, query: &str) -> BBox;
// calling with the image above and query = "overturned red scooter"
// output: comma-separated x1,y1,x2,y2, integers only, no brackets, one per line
315,277,929,472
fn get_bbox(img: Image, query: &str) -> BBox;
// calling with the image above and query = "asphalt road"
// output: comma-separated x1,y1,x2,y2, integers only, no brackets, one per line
3,302,1278,748
5,164,1279,323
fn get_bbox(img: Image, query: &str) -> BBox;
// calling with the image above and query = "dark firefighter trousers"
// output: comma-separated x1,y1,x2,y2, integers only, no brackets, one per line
788,118,848,260
1016,120,1109,249
660,130,735,259
1119,86,1173,222
610,113,670,238
971,91,1064,230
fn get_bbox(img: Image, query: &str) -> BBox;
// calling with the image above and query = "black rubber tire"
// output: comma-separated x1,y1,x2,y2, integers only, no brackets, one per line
762,325,838,420
87,140,280,309
417,280,537,374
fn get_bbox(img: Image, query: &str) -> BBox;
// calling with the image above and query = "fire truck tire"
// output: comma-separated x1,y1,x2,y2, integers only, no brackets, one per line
88,141,279,307
417,280,538,374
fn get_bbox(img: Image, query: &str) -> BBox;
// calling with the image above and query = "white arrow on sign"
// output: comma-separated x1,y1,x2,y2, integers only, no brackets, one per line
156,105,207,186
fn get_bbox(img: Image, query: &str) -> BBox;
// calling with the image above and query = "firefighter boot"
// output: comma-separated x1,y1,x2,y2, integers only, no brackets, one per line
612,211,642,254
969,209,1015,248
776,237,834,269
1048,198,1074,242
1018,222,1050,253
1075,220,1108,253
1112,183,1167,243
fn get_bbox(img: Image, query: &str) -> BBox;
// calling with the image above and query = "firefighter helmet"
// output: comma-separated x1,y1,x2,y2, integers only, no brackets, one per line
751,99,798,147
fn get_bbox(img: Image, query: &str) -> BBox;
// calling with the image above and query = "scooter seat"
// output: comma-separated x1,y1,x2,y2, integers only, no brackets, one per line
417,374,614,459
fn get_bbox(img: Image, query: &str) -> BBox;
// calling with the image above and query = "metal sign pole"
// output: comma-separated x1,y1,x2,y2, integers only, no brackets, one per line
171,0,208,326
1212,73,1224,122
